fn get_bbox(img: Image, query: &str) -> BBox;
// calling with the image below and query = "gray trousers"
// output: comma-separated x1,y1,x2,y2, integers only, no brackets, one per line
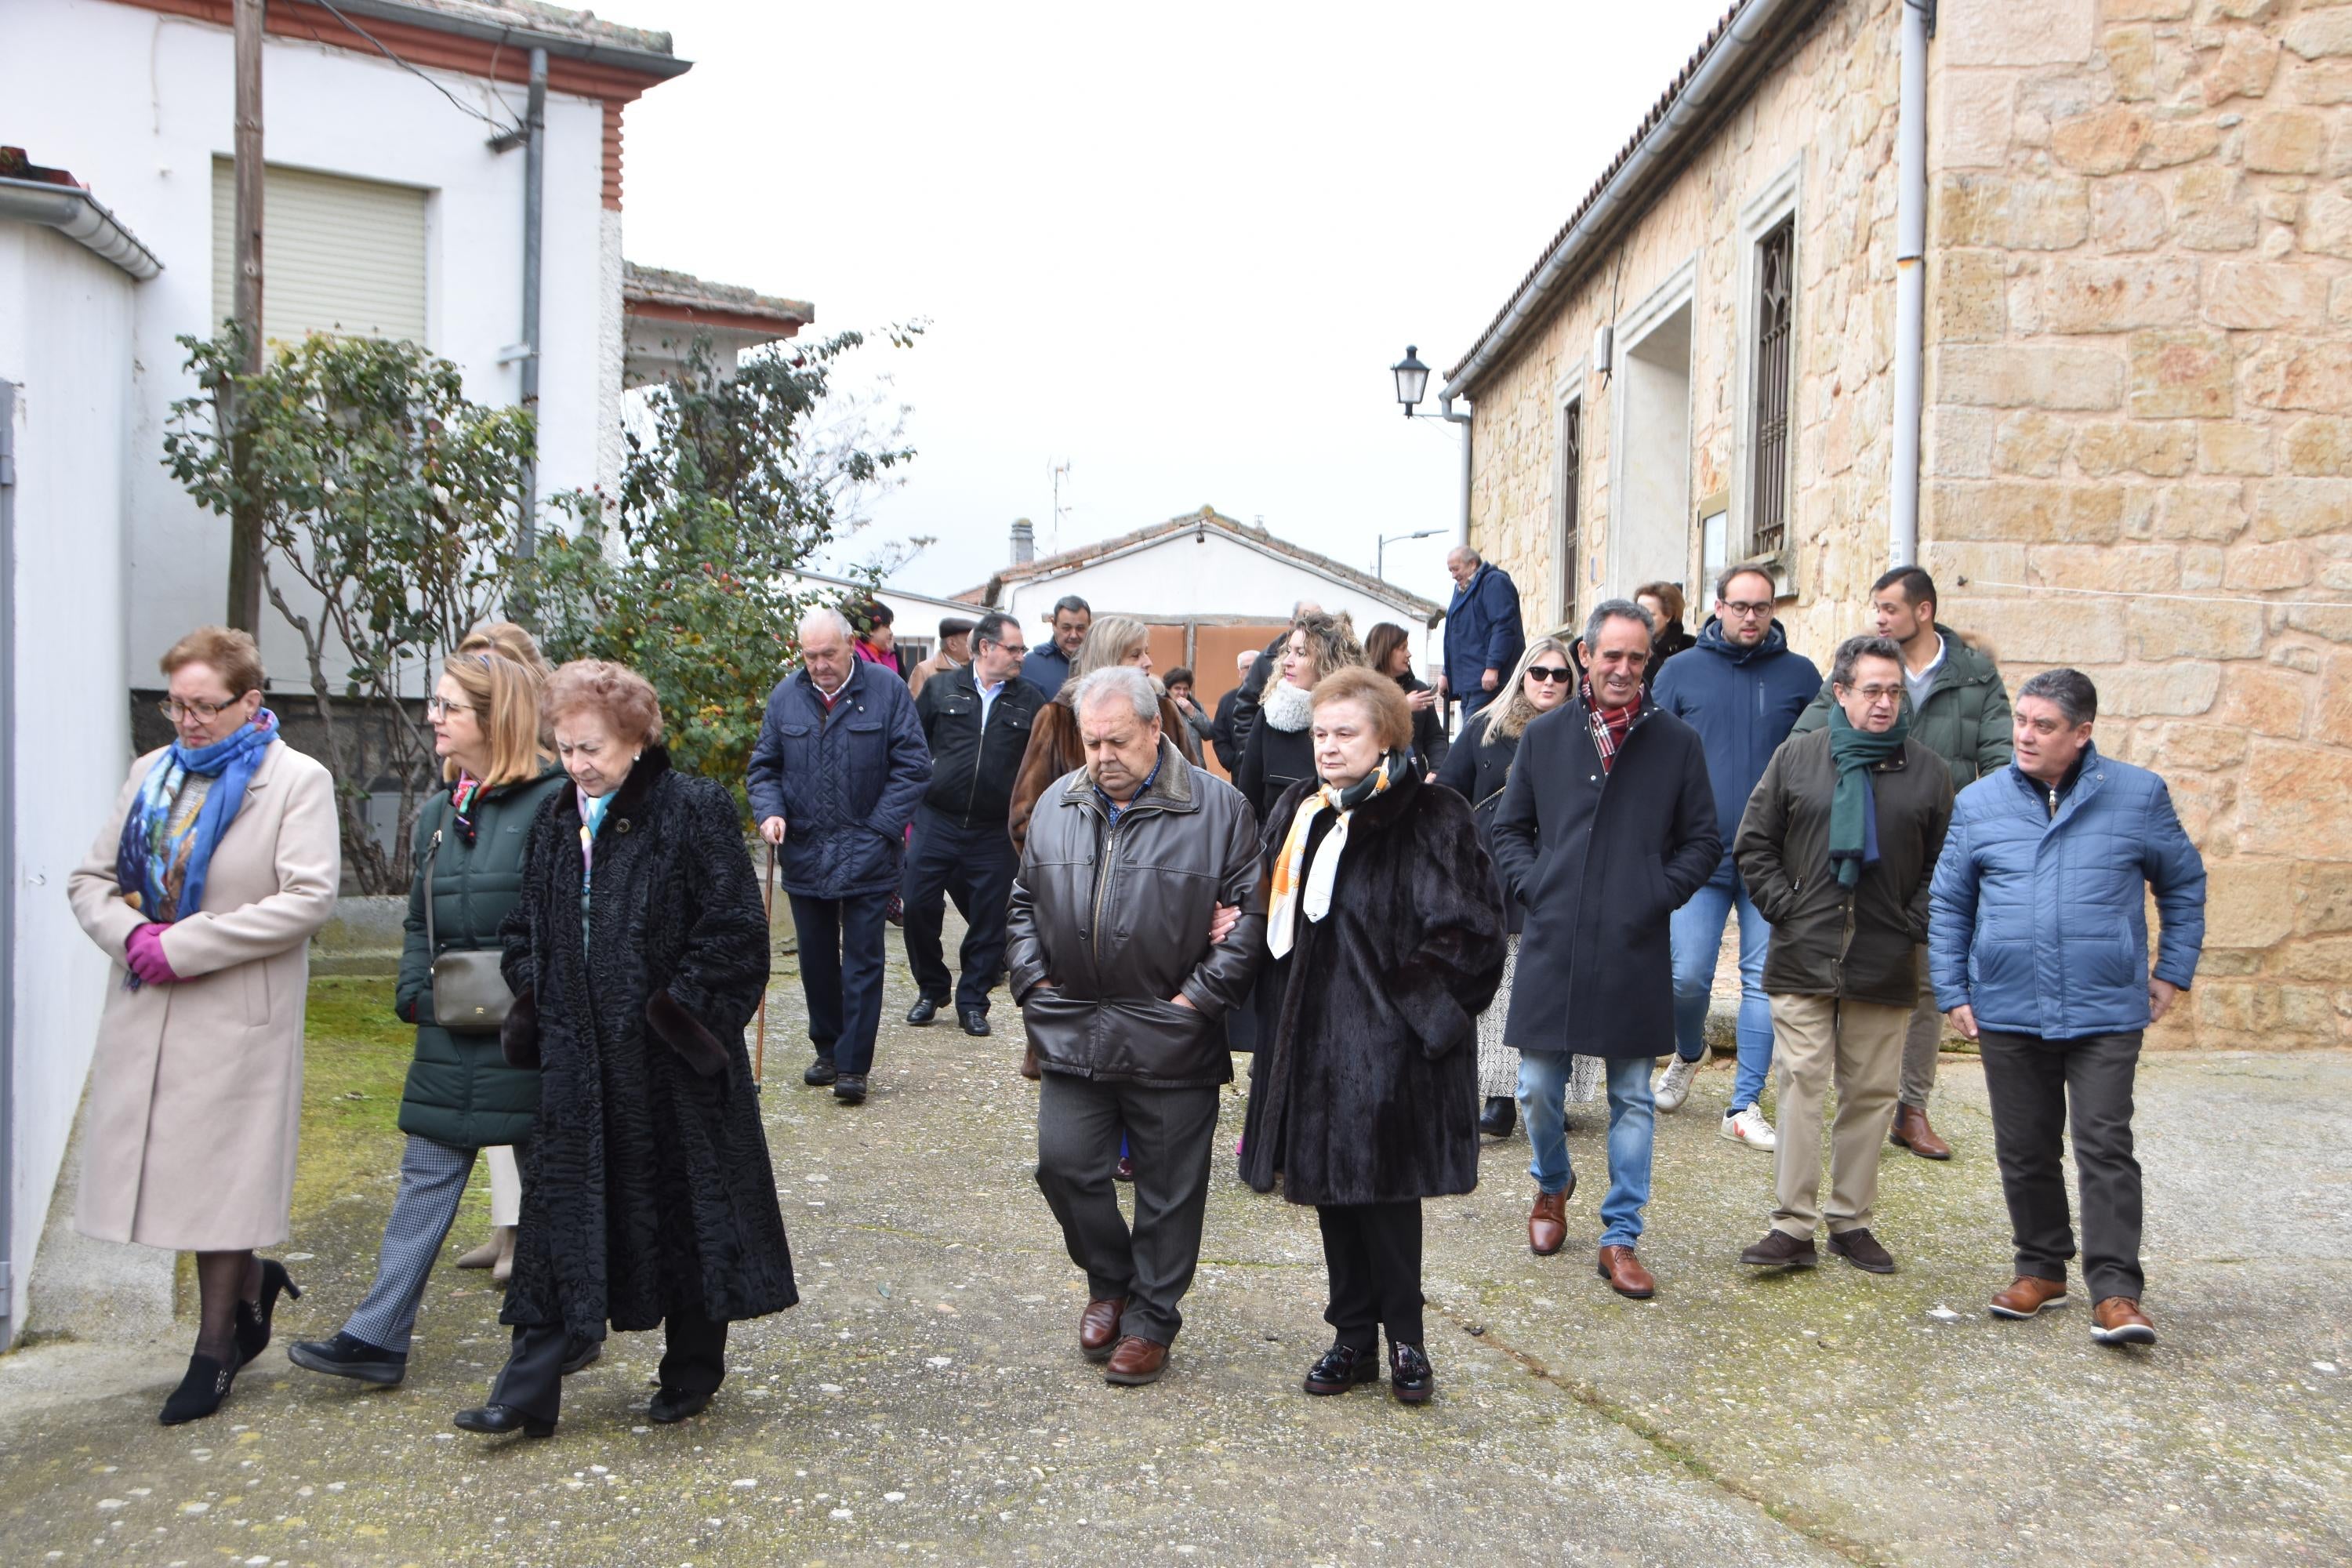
1033,1072,1220,1348
1978,1028,2146,1303
343,1134,477,1355
1900,947,1944,1110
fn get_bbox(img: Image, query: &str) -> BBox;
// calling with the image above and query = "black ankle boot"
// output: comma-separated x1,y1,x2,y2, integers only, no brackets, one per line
1478,1097,1515,1138
234,1259,303,1368
160,1352,238,1425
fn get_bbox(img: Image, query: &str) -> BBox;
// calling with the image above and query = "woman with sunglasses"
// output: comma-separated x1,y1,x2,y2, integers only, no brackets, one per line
68,626,339,1424
1435,637,1587,1140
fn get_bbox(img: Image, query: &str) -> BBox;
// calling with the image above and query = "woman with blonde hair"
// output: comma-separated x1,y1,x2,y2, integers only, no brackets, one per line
1236,610,1364,826
70,626,339,1424
1007,614,1196,854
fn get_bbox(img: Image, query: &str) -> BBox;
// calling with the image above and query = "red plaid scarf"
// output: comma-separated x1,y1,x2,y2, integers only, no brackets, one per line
1582,677,1640,773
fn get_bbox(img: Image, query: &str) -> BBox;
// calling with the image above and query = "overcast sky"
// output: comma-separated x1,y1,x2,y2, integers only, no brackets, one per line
611,0,1737,603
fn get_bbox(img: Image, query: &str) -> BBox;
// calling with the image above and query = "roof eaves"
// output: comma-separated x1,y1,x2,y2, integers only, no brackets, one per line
332,0,691,80
0,176,162,279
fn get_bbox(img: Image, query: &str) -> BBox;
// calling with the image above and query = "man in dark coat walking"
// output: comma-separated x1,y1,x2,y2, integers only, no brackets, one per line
1791,566,2012,1160
902,612,1044,1036
1650,562,1821,1149
747,608,933,1105
1441,546,1526,724
1006,667,1265,1388
1490,600,1719,1301
1734,635,1953,1277
1020,594,1091,695
1209,648,1256,773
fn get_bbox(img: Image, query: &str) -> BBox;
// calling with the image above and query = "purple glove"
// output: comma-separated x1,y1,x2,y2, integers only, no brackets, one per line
125,922,181,986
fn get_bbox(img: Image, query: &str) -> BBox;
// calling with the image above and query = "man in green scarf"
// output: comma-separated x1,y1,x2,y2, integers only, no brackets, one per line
1730,636,1955,1274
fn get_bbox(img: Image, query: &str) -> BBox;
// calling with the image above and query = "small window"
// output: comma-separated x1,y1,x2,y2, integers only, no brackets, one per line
212,159,428,345
1558,398,1583,627
1749,217,1795,557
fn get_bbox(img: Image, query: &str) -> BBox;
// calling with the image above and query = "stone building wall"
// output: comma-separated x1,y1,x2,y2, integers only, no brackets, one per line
1922,0,2352,1046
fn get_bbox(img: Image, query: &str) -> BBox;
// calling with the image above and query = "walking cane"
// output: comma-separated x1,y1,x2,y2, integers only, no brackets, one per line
755,842,777,1083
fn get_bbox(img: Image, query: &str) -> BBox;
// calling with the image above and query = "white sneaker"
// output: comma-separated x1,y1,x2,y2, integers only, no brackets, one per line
1653,1056,1701,1112
1721,1105,1778,1151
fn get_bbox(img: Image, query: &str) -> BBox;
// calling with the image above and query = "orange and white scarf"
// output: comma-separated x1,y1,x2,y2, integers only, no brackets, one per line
1266,753,1398,958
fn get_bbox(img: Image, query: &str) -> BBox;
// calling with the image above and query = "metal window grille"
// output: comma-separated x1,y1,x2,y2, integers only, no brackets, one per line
1558,399,1583,625
1750,218,1795,557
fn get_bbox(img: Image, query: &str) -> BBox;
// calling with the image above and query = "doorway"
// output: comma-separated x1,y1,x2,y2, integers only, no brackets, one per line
1610,286,1694,602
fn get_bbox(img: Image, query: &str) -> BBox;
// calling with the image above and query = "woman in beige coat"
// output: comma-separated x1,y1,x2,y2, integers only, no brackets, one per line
68,626,339,1425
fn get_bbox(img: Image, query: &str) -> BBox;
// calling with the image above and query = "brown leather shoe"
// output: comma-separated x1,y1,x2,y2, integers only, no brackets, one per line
1889,1104,1952,1160
1528,1189,1569,1256
2091,1296,2158,1347
1596,1245,1656,1300
1988,1275,2070,1319
1102,1335,1169,1385
1079,1296,1126,1363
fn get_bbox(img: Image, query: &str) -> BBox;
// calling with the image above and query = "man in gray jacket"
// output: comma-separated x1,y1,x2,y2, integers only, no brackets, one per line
1007,666,1265,1388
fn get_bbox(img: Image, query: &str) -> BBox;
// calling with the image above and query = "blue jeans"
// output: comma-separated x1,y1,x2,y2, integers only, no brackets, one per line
1518,1052,1653,1250
1670,874,1774,1112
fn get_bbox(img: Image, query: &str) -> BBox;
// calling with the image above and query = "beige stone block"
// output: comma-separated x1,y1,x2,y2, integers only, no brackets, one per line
2182,543,2227,586
2073,420,2128,477
1931,249,2008,341
1937,173,2092,250
2203,28,2284,103
1937,343,2124,409
2285,8,2352,60
2288,603,2352,642
2029,542,2183,590
2249,343,2352,414
2154,720,2252,774
1995,412,2071,475
1936,71,2016,169
2172,165,2261,249
2129,329,2236,418
2216,662,2310,736
2303,186,2352,258
1966,595,2130,662
2245,108,2332,172
2287,59,2352,105
2200,0,2277,20
1929,405,1996,478
2226,540,2317,589
2130,595,2267,658
2316,650,2352,736
2090,179,2169,251
2285,414,2352,473
2042,256,2201,332
1944,0,2096,65
2132,422,2197,475
1920,539,2027,590
2199,422,2275,474
2238,739,2352,855
2140,117,2227,169
2296,859,2352,935
2098,661,2223,715
2154,481,2250,539
2053,105,2152,172
2202,262,2332,329
2254,477,2352,537
2105,0,2190,20
2112,26,2166,101
2274,934,2352,982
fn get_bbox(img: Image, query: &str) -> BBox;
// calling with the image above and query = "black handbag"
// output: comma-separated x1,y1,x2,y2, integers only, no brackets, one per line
424,826,514,1034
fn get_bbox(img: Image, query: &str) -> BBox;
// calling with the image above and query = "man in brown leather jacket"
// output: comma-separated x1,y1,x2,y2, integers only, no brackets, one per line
1006,666,1265,1388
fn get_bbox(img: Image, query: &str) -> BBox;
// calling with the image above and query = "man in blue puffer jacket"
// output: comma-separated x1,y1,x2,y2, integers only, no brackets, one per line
1648,564,1820,1149
749,607,933,1105
1929,667,2204,1350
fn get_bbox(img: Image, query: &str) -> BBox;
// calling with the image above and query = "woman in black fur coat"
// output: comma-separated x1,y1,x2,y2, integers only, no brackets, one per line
1241,667,1505,1404
456,661,795,1439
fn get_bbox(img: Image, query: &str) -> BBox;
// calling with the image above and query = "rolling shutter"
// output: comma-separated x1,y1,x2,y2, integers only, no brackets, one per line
211,159,428,345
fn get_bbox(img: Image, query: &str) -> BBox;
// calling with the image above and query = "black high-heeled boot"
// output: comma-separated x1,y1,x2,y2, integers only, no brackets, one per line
234,1258,303,1369
1477,1096,1516,1138
159,1352,238,1425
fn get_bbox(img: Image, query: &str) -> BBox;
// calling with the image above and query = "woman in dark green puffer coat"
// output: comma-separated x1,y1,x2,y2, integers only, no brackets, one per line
287,645,568,1388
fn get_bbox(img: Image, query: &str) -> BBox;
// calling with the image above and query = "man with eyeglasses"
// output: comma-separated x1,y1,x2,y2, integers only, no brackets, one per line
1732,636,1953,1277
1649,563,1821,1152
902,612,1049,1036
1791,565,2012,1162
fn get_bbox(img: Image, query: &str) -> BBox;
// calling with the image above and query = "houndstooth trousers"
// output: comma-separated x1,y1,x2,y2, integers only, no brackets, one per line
1475,935,1602,1107
343,1134,500,1356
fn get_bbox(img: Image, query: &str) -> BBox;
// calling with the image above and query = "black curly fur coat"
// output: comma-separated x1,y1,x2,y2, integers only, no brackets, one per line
1240,768,1507,1207
498,749,796,1339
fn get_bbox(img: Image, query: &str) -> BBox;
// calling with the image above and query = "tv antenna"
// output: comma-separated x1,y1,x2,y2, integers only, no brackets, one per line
1050,459,1073,554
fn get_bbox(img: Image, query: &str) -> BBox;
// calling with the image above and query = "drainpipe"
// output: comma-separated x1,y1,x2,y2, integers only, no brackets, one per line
1890,0,1929,568
518,46,547,570
1439,393,1472,549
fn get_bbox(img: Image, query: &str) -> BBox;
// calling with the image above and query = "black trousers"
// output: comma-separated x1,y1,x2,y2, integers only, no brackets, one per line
1978,1028,2146,1303
1316,1200,1425,1352
489,1308,728,1424
1034,1072,1220,1348
901,805,1018,1014
789,891,890,1074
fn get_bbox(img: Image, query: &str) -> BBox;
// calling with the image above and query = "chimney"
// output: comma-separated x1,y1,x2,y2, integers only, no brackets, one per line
1011,517,1035,565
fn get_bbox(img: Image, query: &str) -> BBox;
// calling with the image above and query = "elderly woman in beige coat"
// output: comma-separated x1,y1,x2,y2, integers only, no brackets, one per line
68,626,339,1425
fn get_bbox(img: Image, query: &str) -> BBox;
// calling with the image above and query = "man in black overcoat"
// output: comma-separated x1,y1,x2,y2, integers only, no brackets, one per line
1490,599,1720,1301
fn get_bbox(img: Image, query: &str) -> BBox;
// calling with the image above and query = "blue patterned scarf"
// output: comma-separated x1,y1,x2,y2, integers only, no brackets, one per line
115,710,280,927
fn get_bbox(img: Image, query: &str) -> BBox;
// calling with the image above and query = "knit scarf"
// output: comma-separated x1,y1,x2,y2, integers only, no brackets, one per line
1827,704,1910,887
1580,677,1639,772
1261,677,1315,735
1266,750,1401,958
115,709,279,930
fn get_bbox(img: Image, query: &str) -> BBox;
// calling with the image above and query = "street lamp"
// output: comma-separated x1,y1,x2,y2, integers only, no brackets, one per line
1377,528,1445,582
1391,345,1431,416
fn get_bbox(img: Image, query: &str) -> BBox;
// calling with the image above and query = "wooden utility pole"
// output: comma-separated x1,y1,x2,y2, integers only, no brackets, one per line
225,0,267,631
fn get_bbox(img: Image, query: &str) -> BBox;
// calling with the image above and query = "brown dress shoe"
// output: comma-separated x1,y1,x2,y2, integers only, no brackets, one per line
1102,1335,1169,1385
1596,1245,1656,1300
1078,1297,1126,1363
1988,1275,2070,1319
1528,1185,1571,1256
2091,1296,2157,1347
1889,1104,1952,1160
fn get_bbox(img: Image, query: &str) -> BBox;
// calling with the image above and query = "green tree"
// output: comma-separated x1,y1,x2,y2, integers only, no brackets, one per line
163,328,534,892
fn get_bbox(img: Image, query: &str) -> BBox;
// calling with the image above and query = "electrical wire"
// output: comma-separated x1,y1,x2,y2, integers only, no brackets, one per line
310,0,523,136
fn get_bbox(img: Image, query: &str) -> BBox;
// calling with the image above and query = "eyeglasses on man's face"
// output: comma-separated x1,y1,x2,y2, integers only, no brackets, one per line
1840,683,1904,702
1719,599,1774,619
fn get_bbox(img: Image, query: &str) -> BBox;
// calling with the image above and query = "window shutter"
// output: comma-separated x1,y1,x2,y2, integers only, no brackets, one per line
211,160,428,345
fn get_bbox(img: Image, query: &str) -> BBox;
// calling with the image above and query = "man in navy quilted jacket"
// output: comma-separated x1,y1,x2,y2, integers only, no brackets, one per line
1929,667,2205,1349
749,608,932,1105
